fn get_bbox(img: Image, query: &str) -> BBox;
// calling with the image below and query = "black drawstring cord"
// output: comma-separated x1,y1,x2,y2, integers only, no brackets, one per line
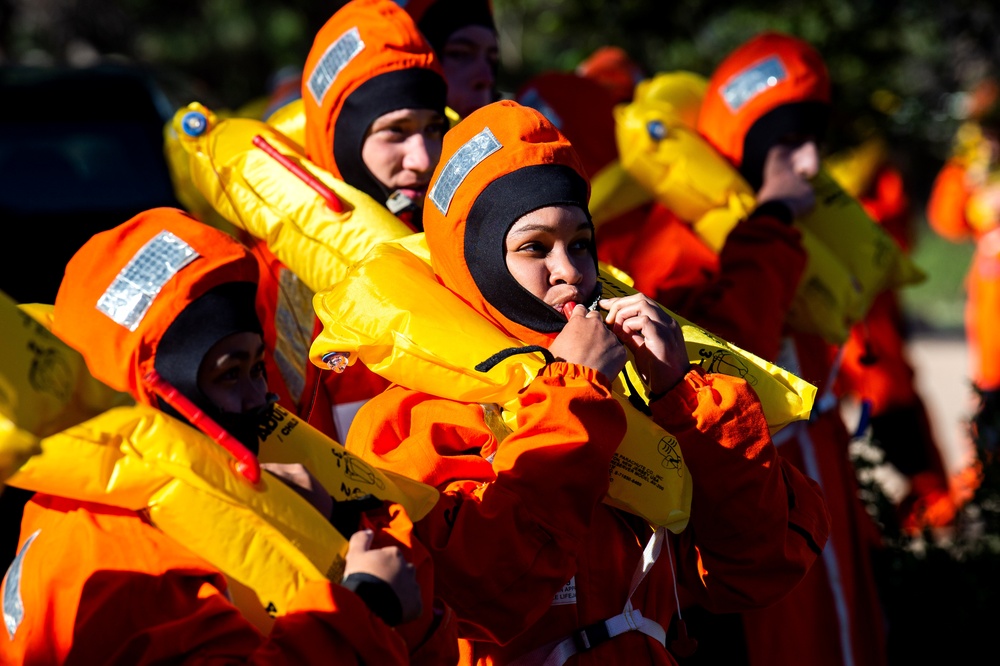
475,345,555,373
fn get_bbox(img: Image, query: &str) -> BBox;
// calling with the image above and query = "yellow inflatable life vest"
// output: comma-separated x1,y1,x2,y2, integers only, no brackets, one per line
614,72,926,343
266,98,307,150
0,294,131,483
169,102,413,295
589,159,655,227
309,234,817,533
7,400,439,619
586,72,710,229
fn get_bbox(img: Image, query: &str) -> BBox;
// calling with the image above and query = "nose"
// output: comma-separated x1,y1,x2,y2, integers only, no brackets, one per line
241,377,270,414
548,246,583,285
473,54,497,87
792,140,820,179
402,133,435,174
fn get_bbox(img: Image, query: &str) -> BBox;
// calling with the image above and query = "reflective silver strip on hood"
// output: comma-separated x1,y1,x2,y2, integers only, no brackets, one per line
97,230,198,331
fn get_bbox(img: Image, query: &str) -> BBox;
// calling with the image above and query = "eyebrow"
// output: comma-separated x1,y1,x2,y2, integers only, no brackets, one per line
508,221,592,236
214,343,266,365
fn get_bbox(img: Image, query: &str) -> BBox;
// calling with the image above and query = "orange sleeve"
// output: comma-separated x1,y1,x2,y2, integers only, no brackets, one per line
651,368,831,611
360,502,459,666
346,361,627,643
927,161,975,242
2,495,408,666
838,290,921,413
674,211,807,362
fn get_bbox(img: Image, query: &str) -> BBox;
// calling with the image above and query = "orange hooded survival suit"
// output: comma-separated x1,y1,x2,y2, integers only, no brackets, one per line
623,33,889,666
1,207,454,664
337,99,831,665
250,0,448,443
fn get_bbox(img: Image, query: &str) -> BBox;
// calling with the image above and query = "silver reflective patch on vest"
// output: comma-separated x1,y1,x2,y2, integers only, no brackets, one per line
3,530,40,639
96,230,198,331
429,127,502,215
518,88,563,129
307,27,364,106
720,56,788,112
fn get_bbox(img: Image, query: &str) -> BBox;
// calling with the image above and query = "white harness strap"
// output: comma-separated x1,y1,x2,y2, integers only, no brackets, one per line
540,527,669,666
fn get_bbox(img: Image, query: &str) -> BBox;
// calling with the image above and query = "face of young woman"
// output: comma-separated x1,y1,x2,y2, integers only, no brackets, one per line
197,331,269,415
504,204,597,312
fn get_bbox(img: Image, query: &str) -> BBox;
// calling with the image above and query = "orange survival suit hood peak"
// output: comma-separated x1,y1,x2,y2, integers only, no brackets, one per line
423,100,594,348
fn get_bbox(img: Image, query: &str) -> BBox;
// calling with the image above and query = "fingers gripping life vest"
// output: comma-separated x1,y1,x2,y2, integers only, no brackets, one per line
614,73,925,343
6,402,439,618
0,295,131,483
310,234,817,531
170,102,413,294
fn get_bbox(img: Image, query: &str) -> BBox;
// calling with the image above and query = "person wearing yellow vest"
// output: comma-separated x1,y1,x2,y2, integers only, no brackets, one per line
618,33,891,666
318,99,831,664
1,208,458,664
248,0,450,451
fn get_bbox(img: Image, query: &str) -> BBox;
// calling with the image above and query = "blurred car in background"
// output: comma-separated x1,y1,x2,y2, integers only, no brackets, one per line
0,62,187,306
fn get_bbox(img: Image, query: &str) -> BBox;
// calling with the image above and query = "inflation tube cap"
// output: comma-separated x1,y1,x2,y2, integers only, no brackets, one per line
181,111,209,137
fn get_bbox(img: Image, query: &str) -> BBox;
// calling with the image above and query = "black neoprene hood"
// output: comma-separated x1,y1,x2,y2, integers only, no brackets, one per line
154,281,262,417
333,68,447,206
464,163,595,334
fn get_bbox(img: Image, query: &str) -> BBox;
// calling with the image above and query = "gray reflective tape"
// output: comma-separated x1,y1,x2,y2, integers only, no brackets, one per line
3,530,40,639
307,27,364,106
720,56,788,112
518,88,563,129
429,127,502,216
96,230,198,331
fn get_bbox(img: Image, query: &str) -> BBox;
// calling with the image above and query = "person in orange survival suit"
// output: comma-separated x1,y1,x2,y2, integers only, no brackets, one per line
1,207,458,664
326,99,831,665
249,0,451,448
830,131,964,535
400,0,499,120
926,79,1000,459
512,36,841,666
612,32,888,666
